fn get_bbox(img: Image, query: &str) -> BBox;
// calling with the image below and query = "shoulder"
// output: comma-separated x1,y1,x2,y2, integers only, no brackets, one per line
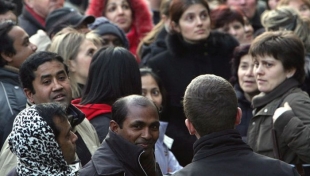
208,31,239,51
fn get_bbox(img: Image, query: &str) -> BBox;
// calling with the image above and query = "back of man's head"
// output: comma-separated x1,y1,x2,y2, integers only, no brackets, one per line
183,74,238,137
0,21,15,67
19,51,68,94
112,95,158,128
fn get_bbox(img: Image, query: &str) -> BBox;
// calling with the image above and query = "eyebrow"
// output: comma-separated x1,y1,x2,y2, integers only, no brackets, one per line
40,70,66,80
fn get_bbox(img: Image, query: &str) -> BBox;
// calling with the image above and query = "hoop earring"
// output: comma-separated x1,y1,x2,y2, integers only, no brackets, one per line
158,105,163,113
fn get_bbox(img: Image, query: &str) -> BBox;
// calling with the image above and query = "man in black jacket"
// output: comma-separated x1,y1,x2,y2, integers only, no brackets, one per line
0,21,37,148
80,95,162,176
173,74,299,176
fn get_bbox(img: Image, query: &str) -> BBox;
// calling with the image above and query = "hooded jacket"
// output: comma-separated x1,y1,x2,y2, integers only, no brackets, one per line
18,5,45,37
8,106,77,176
86,0,153,57
0,66,27,149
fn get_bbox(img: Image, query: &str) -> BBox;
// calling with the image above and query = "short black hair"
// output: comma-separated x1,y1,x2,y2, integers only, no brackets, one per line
19,51,69,93
35,103,67,139
0,1,16,15
230,44,251,84
81,47,142,105
112,95,158,128
0,21,16,67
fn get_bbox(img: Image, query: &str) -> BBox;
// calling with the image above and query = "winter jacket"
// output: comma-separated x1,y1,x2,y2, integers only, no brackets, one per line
79,130,163,176
234,84,254,142
18,6,45,37
248,78,310,164
72,98,112,143
0,66,26,149
147,31,239,166
173,129,299,176
0,104,100,176
86,0,153,57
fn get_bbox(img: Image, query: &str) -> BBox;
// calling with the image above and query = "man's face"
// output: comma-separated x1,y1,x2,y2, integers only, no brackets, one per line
114,104,160,155
24,60,72,107
54,116,78,164
2,26,37,69
226,0,257,19
25,0,64,18
101,34,123,48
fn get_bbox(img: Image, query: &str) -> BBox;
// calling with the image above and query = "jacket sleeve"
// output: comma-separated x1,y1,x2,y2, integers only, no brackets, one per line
273,92,310,163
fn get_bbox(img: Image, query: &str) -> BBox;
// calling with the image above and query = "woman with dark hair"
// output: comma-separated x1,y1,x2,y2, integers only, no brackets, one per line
230,44,259,141
147,0,239,166
140,67,183,175
248,31,310,166
72,47,141,142
211,5,252,44
85,0,153,58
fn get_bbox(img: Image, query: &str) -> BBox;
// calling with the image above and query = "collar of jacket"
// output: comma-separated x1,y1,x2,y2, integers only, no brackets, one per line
22,5,45,28
0,66,20,85
252,78,300,108
92,130,154,175
67,104,85,128
193,129,251,162
166,31,239,58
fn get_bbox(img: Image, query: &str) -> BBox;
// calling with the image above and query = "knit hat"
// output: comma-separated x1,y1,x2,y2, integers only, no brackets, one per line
46,7,95,37
88,17,129,49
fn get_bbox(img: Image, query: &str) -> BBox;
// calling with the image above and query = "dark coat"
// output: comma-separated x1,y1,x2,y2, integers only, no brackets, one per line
0,67,26,149
89,113,111,143
147,31,239,166
234,84,254,142
248,78,310,164
18,6,45,36
140,27,168,67
79,130,162,176
173,130,299,176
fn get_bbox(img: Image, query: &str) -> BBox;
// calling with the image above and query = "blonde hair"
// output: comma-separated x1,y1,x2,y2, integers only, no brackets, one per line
48,27,87,98
278,0,310,9
137,0,171,59
261,6,310,53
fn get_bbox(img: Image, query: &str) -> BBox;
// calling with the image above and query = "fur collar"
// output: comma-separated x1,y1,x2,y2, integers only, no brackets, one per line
86,0,153,40
166,31,239,57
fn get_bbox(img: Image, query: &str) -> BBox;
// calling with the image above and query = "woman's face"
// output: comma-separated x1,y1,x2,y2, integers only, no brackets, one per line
217,20,245,44
174,4,211,43
238,54,258,94
243,17,254,44
141,74,163,109
70,39,97,85
105,0,133,33
253,55,294,93
288,0,310,18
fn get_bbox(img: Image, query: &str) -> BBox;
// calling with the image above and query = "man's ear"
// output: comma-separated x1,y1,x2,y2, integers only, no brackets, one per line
1,52,13,63
235,107,242,125
171,21,180,33
24,88,35,104
185,119,196,136
110,120,120,133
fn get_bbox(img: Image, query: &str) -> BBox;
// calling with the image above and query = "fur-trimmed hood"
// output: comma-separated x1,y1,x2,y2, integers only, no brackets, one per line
86,0,153,56
166,31,239,58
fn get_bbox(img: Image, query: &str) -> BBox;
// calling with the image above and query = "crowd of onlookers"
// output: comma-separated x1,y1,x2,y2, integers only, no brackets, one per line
0,0,310,175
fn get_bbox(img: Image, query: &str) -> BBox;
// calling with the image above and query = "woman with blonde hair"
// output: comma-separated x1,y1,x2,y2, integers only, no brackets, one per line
278,0,310,18
48,28,98,99
137,0,171,66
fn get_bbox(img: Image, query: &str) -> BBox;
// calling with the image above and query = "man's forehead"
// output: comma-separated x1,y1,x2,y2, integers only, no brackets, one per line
34,60,66,76
125,105,159,122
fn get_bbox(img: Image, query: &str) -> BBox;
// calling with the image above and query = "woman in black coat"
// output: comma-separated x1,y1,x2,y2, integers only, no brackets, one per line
147,0,239,166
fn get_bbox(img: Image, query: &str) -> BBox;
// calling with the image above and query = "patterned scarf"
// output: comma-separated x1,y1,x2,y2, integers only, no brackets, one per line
8,106,77,176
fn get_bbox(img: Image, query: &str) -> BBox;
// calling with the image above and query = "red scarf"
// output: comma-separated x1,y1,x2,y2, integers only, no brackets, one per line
25,5,45,27
126,25,140,62
71,99,112,121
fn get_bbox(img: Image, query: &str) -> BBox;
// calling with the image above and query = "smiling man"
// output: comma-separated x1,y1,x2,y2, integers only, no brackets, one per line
80,95,163,176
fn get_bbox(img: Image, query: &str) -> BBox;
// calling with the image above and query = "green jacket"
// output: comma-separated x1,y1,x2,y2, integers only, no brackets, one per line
247,78,310,164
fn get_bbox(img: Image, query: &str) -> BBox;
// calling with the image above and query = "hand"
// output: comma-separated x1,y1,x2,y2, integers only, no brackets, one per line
273,102,291,123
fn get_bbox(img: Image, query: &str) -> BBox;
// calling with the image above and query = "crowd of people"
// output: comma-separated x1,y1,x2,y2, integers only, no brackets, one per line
0,0,310,175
